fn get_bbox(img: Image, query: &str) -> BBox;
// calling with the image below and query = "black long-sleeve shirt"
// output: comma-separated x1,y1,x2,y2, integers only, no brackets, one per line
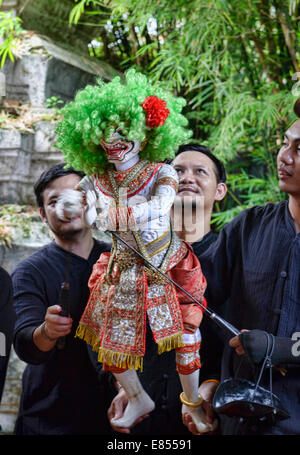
193,231,225,382
199,200,300,435
12,240,115,435
131,230,220,435
0,267,15,403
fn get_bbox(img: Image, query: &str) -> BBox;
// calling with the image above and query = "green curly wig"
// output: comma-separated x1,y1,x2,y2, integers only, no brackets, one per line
55,68,192,175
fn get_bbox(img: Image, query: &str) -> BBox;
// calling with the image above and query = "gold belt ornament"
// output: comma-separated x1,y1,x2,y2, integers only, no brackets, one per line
108,227,175,287
116,248,143,272
144,266,167,285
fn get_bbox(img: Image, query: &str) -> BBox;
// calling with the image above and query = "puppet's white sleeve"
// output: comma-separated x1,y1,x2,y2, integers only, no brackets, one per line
130,164,178,225
78,175,113,227
76,175,95,194
76,175,99,226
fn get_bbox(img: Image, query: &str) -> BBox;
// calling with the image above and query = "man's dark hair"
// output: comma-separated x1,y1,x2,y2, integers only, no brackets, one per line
174,144,226,183
294,98,300,118
34,162,85,210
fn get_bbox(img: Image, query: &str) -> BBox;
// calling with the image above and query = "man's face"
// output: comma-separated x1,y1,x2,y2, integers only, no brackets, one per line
100,128,140,165
172,151,225,210
41,174,85,238
277,119,300,198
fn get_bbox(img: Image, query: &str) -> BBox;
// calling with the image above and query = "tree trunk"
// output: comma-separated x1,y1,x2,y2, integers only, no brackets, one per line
277,9,300,73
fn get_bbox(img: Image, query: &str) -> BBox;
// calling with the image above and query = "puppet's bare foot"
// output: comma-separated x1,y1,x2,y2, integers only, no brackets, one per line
182,403,218,434
111,370,155,428
111,391,154,428
179,369,218,433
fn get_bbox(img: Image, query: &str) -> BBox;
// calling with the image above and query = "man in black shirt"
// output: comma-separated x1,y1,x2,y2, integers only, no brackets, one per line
171,144,227,433
12,163,114,435
199,113,300,434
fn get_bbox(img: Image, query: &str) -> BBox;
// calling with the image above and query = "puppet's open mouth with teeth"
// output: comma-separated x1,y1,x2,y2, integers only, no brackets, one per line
101,140,135,161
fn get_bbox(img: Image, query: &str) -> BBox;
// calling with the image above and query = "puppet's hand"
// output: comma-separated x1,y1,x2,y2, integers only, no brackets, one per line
56,189,83,221
84,190,97,226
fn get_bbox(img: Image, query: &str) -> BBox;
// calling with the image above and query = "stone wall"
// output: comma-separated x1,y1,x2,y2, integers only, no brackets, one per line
0,122,61,204
0,33,119,205
3,37,117,106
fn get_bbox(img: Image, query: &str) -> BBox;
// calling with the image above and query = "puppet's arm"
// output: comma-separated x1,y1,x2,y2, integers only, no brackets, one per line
94,164,178,232
129,164,178,226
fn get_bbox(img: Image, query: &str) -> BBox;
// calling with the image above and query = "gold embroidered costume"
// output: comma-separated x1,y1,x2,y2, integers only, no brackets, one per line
75,160,206,372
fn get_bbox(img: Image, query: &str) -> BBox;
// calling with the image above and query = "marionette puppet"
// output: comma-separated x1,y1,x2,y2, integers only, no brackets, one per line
55,69,217,433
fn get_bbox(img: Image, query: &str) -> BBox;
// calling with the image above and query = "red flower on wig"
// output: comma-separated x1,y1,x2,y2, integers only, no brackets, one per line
141,95,170,128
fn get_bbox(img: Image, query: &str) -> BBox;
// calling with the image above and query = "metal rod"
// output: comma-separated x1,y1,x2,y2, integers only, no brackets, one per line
110,231,241,337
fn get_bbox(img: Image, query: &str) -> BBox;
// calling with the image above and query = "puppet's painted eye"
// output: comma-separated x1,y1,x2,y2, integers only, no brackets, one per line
115,128,125,138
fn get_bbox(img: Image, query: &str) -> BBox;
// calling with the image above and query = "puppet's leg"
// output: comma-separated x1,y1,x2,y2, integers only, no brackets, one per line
176,330,218,433
111,369,155,428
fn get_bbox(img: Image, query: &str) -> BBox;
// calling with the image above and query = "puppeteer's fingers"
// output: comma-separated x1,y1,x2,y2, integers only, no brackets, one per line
229,329,249,355
229,335,240,347
229,338,245,355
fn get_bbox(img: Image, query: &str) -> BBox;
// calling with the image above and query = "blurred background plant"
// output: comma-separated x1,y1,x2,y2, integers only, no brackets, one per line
0,205,34,246
0,0,22,67
16,0,300,228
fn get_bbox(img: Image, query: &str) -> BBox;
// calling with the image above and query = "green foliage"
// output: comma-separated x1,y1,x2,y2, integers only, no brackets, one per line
0,205,34,246
18,0,103,55
55,69,192,174
65,0,300,228
45,96,64,109
0,6,22,68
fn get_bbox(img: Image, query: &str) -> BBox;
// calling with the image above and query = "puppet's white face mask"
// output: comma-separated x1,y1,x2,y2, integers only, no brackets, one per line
100,129,141,165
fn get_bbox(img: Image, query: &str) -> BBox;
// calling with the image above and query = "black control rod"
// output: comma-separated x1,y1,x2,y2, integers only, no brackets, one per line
110,231,240,337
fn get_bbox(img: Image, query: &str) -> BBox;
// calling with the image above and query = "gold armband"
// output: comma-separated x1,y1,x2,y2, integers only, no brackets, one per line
180,392,203,408
201,379,220,386
155,177,178,192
